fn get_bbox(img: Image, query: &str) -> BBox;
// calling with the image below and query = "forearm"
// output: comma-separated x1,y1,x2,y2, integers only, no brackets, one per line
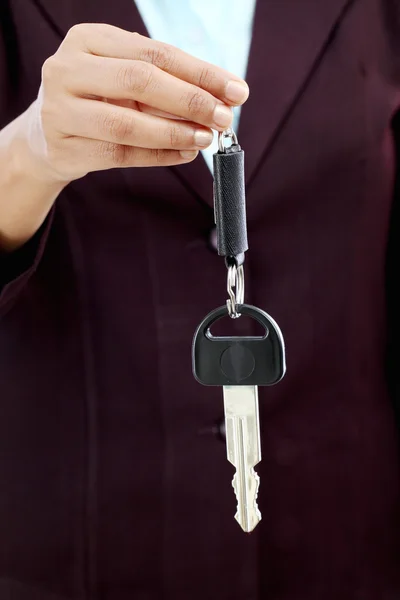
0,111,65,252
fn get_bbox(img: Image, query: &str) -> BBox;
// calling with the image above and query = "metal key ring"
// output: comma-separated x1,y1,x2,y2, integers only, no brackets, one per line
218,128,239,153
226,263,244,318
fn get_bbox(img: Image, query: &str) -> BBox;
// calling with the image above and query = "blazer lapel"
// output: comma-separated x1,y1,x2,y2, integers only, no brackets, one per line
32,0,141,35
175,0,357,204
239,0,356,187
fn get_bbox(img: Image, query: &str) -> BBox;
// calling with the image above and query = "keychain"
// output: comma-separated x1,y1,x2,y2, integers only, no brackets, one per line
192,128,286,533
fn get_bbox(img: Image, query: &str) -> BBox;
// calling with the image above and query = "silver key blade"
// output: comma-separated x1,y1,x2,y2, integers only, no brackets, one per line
223,385,262,533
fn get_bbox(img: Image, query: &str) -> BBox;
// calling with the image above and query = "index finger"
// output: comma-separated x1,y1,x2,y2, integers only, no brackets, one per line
64,24,250,106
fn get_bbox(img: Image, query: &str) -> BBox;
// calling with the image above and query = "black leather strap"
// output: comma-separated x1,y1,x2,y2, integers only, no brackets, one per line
213,143,248,265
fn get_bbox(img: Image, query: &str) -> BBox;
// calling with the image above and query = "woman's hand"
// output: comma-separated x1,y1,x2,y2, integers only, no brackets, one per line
23,23,249,184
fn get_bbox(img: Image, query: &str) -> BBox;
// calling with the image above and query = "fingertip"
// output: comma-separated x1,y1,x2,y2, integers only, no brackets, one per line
180,150,199,161
225,80,250,105
194,129,214,148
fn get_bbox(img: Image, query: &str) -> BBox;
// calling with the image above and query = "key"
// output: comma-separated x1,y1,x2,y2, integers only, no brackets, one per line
192,303,286,532
224,385,261,532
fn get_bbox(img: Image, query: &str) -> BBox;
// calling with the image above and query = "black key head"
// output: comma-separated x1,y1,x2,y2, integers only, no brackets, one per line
192,304,286,386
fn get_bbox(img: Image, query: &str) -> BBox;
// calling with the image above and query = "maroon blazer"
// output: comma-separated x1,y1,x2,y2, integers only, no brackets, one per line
1,1,400,599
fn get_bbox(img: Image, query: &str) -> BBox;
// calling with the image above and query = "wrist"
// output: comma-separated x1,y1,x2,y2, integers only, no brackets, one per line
0,115,65,252
10,130,67,194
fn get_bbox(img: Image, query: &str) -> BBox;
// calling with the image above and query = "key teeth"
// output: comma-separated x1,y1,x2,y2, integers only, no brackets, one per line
232,467,262,533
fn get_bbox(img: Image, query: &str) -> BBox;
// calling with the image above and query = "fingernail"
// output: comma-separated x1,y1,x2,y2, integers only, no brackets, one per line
213,105,233,128
194,130,214,148
225,80,249,104
180,150,198,160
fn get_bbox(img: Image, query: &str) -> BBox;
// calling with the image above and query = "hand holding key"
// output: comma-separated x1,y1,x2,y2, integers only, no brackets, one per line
0,26,249,251
19,24,249,185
